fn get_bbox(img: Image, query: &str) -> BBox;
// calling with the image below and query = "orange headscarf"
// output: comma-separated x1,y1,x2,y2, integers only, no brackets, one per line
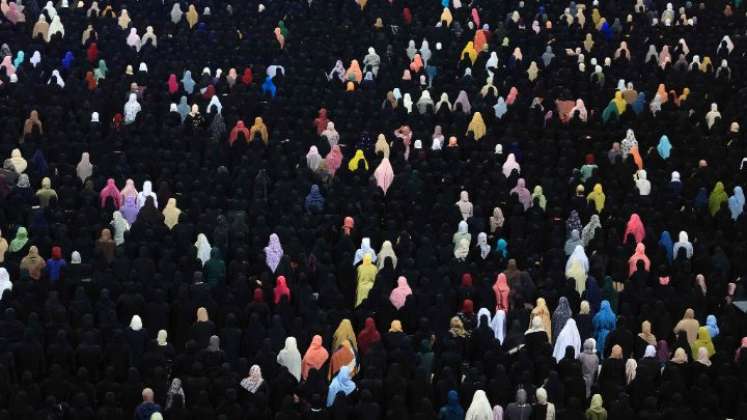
345,60,363,83
302,335,329,380
410,54,424,73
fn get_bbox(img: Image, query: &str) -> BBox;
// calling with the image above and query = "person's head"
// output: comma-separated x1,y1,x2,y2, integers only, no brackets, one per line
142,388,154,402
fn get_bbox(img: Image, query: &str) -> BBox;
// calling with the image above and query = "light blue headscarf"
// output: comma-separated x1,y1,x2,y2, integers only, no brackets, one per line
729,196,742,220
706,315,719,338
657,135,672,159
494,97,507,119
441,0,450,7
734,186,745,209
177,96,190,122
327,366,356,407
181,70,195,94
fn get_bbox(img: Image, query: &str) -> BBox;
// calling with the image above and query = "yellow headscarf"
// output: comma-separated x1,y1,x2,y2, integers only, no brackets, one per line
466,112,486,140
348,149,369,171
587,184,606,213
691,326,715,358
461,41,478,65
332,319,357,351
355,254,378,307
613,91,626,114
440,8,453,27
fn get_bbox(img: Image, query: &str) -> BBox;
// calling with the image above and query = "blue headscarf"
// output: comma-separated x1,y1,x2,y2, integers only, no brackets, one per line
734,186,745,208
600,22,613,41
729,196,742,221
657,135,672,159
495,238,508,258
632,92,646,115
441,0,450,7
658,231,674,263
181,70,196,94
326,366,356,407
592,300,616,355
439,390,464,420
62,51,74,70
262,76,277,98
31,149,49,176
305,184,325,213
706,315,719,338
494,97,508,119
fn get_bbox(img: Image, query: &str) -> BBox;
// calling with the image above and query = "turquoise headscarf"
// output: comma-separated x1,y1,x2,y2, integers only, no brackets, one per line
495,238,508,258
657,135,672,159
13,51,24,69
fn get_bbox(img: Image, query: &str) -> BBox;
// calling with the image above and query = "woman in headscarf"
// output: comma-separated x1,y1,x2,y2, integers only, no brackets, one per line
490,207,505,234
353,238,376,266
553,319,582,362
708,181,728,216
374,157,394,194
305,185,325,213
510,179,532,210
95,229,116,263
656,135,672,160
565,245,589,294
705,315,719,338
389,276,412,310
579,339,599,397
249,117,269,144
8,227,28,255
23,110,43,137
456,191,474,221
628,243,650,276
593,301,616,356
325,145,344,177
240,365,267,395
302,335,329,380
581,215,602,247
306,146,323,172
672,231,693,259
165,378,185,411
277,337,302,381
502,153,520,177
273,276,291,304
118,179,139,224
565,230,583,256
20,246,46,280
691,326,715,358
355,254,377,306
531,298,552,341
264,233,284,273
586,184,605,214
137,180,158,210
377,241,397,269
329,338,356,379
162,198,181,230
465,389,493,420
552,297,573,341
636,321,657,358
357,317,380,356
111,211,130,246
585,394,607,420
194,234,211,266
673,308,699,345
490,310,506,344
327,366,356,407
486,274,509,313
76,153,93,183
466,112,486,140
623,213,645,244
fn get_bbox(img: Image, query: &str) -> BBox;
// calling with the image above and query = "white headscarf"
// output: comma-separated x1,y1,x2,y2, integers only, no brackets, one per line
130,315,143,331
502,153,520,177
276,337,303,381
490,309,506,343
552,318,581,361
353,238,377,266
465,390,494,420
565,245,589,274
137,180,158,209
194,233,211,266
0,268,12,300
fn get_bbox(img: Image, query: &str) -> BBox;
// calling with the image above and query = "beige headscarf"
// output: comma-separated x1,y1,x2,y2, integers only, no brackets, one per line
162,198,181,229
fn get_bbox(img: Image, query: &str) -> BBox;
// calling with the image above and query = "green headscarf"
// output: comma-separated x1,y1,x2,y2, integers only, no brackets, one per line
94,59,108,81
601,101,618,124
9,227,28,252
278,20,288,38
708,181,728,216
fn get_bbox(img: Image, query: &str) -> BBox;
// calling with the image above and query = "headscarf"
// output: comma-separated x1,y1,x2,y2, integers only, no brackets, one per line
708,181,728,216
389,276,413,310
277,337,302,381
657,135,672,159
638,321,656,345
305,185,325,212
502,153,520,177
374,158,394,194
531,298,552,339
531,186,547,210
493,274,510,312
671,348,688,364
0,268,12,299
327,366,356,407
691,326,715,358
348,150,369,171
332,319,357,351
377,241,397,269
510,178,531,210
9,227,28,252
553,319,582,362
466,112,486,140
623,213,645,243
354,238,377,266
357,317,381,355
582,215,602,246
325,145,344,176
194,234,211,266
165,378,185,410
240,365,264,393
705,315,719,338
302,335,329,379
628,243,651,275
162,198,181,229
465,390,493,420
264,234,284,273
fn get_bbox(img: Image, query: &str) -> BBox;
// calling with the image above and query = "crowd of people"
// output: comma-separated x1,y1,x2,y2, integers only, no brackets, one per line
1,0,747,418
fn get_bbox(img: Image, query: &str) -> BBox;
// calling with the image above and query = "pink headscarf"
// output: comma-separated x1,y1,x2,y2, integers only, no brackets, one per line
325,145,343,176
100,178,121,208
167,74,179,94
471,8,481,26
628,243,651,275
506,87,518,105
273,275,291,304
389,276,412,309
510,178,531,209
623,213,645,243
373,157,394,194
0,56,15,77
120,178,138,199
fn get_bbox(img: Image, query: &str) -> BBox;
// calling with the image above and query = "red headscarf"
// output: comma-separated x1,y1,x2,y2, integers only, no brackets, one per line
229,120,251,145
461,299,474,315
86,43,99,63
273,275,291,304
241,67,253,85
202,84,215,100
357,317,381,355
167,74,179,95
314,108,329,135
51,246,62,259
623,213,646,244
